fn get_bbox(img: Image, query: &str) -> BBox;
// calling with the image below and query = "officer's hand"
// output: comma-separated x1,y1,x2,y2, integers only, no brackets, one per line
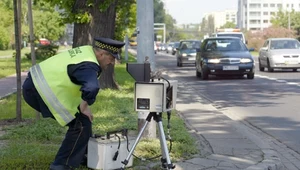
80,101,93,122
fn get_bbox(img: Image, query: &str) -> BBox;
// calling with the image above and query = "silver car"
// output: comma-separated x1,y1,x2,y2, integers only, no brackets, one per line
258,38,300,72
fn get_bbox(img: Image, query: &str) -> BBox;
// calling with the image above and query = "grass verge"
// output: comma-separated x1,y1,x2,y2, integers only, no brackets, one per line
0,54,199,169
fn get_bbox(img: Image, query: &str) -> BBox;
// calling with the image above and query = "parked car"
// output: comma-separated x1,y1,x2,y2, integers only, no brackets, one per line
258,38,300,72
176,40,201,67
157,43,166,51
195,37,255,80
172,42,180,55
166,43,174,53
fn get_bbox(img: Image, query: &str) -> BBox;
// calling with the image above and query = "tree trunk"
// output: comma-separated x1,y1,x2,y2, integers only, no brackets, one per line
13,0,22,121
72,0,119,89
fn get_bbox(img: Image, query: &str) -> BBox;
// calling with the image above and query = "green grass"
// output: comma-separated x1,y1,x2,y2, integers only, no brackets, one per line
0,54,198,169
0,48,31,57
0,46,72,79
251,51,258,56
0,58,34,79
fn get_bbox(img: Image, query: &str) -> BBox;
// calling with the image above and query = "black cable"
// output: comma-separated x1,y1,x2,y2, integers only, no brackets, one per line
113,134,121,161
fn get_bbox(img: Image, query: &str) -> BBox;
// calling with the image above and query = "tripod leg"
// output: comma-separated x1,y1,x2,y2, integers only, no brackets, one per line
121,120,149,169
157,121,174,170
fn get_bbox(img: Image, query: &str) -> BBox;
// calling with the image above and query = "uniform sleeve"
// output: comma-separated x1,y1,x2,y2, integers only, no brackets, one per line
68,62,101,105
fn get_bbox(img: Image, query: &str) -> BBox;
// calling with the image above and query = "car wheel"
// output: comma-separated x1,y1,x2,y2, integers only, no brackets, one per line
177,60,182,67
247,73,254,79
258,59,264,71
201,68,209,80
196,69,201,77
267,59,274,72
293,69,297,72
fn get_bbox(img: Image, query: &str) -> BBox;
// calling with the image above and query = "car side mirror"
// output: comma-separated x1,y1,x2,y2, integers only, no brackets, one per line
248,48,254,52
196,48,201,52
261,47,268,51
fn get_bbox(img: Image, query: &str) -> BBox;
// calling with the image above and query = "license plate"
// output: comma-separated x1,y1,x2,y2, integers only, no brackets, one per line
285,60,298,65
188,57,195,61
223,65,239,70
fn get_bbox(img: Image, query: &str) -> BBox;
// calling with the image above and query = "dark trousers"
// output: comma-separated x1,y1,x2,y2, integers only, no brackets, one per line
22,73,92,168
53,113,92,168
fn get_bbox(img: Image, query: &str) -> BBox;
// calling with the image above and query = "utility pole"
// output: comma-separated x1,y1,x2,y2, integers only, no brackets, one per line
136,0,155,70
136,0,156,138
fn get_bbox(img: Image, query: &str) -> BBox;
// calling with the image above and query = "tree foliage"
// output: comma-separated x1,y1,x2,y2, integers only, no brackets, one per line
246,26,296,50
271,9,300,36
0,2,13,50
200,15,215,35
32,10,65,41
42,0,136,41
219,21,236,29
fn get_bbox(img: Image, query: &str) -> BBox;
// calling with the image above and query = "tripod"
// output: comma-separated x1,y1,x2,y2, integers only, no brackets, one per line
120,112,175,170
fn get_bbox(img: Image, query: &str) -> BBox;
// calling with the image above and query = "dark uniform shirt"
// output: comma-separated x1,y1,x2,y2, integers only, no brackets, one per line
67,62,101,105
23,62,101,118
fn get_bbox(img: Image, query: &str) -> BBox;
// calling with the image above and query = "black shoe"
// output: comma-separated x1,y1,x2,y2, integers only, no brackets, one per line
80,154,88,167
50,163,74,170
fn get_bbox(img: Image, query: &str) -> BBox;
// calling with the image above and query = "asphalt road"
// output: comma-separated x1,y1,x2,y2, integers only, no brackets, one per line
154,50,300,156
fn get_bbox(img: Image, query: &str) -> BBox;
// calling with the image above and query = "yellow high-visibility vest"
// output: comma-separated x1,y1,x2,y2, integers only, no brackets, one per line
30,46,99,126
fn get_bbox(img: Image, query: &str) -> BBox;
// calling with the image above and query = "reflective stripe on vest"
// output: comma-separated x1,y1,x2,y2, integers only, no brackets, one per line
30,64,75,124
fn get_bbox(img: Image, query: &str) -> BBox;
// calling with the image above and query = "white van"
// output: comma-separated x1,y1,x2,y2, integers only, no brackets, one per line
212,29,246,44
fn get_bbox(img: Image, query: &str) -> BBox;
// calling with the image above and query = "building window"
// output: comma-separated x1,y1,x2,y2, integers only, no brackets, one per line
250,12,261,16
249,3,261,8
277,4,282,8
270,4,275,7
263,20,268,23
263,11,268,15
250,20,261,24
263,4,268,7
270,12,275,16
287,4,289,8
250,28,260,31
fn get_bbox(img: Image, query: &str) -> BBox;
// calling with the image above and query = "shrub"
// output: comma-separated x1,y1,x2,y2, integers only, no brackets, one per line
0,26,10,50
25,44,59,60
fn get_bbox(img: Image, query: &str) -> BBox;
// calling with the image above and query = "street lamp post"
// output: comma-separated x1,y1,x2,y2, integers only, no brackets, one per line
288,11,291,30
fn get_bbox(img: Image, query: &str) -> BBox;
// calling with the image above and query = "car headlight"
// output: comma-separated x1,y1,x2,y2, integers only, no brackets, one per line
240,58,252,63
207,59,220,63
182,53,187,57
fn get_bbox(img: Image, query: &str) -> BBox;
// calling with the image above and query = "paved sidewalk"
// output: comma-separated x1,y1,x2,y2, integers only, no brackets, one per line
172,79,284,170
0,65,284,169
0,72,27,99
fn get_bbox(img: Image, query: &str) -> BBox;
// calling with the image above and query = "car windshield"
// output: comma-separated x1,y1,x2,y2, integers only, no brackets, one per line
217,34,243,41
270,40,300,49
204,39,247,52
173,42,180,48
180,41,201,49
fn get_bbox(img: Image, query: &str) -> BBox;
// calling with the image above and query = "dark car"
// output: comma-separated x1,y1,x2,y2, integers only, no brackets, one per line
171,42,180,55
176,40,201,67
196,37,255,80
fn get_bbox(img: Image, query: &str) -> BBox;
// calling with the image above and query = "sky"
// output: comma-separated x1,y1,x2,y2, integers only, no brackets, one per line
164,0,237,24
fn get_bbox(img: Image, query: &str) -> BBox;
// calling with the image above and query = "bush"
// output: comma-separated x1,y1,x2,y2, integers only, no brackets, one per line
25,44,59,60
0,26,10,50
246,26,296,51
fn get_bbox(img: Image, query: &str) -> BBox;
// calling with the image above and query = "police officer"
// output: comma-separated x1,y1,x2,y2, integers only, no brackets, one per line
22,37,125,170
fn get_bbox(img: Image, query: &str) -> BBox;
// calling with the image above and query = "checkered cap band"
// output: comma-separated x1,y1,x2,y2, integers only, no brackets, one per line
94,41,119,53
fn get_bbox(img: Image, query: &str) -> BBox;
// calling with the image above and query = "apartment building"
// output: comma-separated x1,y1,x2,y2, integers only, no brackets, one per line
237,0,300,31
203,10,237,31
